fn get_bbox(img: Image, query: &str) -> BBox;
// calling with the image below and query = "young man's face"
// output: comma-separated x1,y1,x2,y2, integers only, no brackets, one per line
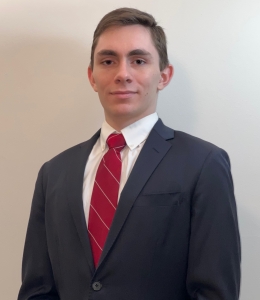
88,24,173,129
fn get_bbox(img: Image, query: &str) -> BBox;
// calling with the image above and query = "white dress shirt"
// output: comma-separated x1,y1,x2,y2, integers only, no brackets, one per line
83,113,159,225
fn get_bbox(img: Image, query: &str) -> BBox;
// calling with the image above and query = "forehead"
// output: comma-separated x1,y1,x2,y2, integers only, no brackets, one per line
94,25,158,57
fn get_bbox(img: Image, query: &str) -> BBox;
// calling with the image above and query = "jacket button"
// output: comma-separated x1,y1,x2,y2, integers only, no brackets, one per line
92,281,102,291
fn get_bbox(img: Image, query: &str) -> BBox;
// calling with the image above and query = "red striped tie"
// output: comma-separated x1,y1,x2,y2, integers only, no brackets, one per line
88,133,126,267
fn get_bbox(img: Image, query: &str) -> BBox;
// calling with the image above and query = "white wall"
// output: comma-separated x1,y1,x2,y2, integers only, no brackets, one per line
0,0,259,299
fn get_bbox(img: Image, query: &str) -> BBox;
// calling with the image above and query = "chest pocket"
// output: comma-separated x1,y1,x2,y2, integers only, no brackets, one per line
134,181,183,207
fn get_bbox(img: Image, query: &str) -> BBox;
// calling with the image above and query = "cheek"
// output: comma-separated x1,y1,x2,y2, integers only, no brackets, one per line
95,81,108,95
141,73,161,86
143,76,161,94
92,71,109,88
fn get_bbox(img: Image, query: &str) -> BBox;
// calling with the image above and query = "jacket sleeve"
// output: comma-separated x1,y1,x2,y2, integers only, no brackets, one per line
186,148,241,299
18,163,60,300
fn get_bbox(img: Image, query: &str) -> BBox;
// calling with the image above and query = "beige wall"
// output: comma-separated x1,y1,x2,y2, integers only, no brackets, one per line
1,0,260,299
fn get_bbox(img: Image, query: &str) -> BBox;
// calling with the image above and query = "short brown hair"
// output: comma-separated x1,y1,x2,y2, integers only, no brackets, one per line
90,7,169,71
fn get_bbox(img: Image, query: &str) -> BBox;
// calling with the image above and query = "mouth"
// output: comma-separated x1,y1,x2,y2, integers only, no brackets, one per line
110,91,137,99
110,91,137,95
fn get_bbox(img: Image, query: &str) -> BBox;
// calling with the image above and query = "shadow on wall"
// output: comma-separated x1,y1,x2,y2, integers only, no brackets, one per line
0,34,103,300
238,206,260,300
0,35,102,163
157,58,196,134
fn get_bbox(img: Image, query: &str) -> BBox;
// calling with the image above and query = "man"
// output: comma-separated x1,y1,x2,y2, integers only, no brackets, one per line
18,7,240,300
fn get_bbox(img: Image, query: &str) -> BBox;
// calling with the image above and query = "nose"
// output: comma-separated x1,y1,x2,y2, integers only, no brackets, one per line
114,61,132,84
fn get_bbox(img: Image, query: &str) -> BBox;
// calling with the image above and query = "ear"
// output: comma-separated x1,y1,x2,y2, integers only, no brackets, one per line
157,64,174,91
88,66,98,92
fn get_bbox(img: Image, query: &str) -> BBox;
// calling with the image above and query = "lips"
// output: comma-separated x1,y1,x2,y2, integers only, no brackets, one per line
110,91,137,95
110,90,137,99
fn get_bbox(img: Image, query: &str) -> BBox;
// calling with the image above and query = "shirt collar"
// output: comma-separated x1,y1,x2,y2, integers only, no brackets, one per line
100,113,159,151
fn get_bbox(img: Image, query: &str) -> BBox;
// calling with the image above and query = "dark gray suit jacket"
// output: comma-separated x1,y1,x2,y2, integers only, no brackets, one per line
18,119,240,300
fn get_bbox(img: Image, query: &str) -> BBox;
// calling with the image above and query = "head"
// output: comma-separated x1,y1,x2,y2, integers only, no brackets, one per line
90,7,169,71
88,8,173,130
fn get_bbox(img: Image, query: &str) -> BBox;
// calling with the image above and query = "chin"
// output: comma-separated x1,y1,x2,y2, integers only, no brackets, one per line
109,104,137,116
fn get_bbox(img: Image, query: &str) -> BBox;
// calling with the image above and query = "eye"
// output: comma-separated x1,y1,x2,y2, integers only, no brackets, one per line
134,59,146,65
102,60,113,66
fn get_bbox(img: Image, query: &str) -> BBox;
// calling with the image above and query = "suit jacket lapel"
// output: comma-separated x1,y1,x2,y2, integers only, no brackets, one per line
67,130,100,274
98,119,174,268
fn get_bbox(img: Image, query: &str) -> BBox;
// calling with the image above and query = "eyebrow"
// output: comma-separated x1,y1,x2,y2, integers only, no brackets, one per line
96,49,152,58
128,49,152,57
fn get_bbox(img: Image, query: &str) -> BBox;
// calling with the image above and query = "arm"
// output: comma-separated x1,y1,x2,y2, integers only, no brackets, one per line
186,149,241,299
18,164,60,300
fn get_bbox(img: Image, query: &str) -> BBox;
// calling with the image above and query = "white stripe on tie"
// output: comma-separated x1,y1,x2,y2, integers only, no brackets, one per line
90,204,110,230
88,230,103,251
94,180,117,210
103,164,120,184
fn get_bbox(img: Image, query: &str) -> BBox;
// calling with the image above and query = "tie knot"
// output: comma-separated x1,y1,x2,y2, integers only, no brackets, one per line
106,133,126,151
